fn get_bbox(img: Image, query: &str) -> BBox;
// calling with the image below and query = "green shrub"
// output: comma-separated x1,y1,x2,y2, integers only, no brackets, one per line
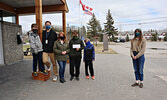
126,35,130,42
151,34,157,41
164,36,167,41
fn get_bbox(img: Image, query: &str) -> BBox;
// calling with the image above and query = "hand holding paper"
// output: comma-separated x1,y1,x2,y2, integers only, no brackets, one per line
76,48,80,51
73,44,81,48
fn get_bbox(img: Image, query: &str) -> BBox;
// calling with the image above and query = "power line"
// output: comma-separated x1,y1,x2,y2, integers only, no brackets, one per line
115,16,167,24
114,11,167,20
115,19,167,26
142,20,167,24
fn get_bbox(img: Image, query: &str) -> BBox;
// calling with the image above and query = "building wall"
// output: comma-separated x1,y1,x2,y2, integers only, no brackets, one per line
1,21,23,64
0,22,4,65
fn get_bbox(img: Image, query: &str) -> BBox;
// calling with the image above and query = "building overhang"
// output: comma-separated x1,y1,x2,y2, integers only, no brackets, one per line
0,0,69,15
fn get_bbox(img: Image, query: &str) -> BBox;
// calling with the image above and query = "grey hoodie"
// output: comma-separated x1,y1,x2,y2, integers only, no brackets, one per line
27,31,43,54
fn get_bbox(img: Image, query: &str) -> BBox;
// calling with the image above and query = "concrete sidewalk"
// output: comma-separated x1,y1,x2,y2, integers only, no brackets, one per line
0,54,167,100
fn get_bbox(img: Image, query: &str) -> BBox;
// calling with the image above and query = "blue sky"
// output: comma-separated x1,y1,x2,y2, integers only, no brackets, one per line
20,0,167,32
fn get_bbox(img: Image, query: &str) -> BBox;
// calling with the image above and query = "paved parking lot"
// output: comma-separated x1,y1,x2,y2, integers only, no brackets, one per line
109,41,167,58
0,41,167,100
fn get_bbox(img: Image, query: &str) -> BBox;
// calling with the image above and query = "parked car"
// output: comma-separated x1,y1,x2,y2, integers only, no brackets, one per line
114,39,120,43
120,39,125,42
114,39,125,43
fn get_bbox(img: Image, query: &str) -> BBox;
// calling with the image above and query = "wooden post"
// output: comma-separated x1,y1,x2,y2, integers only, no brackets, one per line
35,0,43,41
62,11,69,63
16,14,19,24
35,0,42,72
62,11,66,36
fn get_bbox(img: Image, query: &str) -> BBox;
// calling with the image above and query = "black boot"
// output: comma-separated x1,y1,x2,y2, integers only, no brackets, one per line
139,83,143,88
60,79,64,83
62,78,66,82
131,83,139,87
70,76,74,81
76,77,79,81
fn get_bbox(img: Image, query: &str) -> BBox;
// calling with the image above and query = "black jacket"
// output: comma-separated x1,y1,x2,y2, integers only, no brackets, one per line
42,29,57,53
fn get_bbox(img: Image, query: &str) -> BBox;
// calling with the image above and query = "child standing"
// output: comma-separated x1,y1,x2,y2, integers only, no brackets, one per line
27,24,47,76
84,38,95,80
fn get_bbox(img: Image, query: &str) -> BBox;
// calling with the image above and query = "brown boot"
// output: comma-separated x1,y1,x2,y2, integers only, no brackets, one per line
139,83,143,88
131,83,139,87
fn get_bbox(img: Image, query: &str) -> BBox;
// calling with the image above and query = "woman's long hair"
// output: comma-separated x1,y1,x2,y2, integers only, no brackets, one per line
132,29,143,46
58,32,67,43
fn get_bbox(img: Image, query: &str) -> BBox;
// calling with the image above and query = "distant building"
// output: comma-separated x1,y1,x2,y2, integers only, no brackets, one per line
158,32,166,39
143,32,152,40
115,31,134,40
143,31,167,40
114,30,167,41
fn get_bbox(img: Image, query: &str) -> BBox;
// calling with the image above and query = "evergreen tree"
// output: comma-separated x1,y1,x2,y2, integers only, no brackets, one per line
104,9,117,42
87,13,102,38
126,34,130,42
164,36,167,41
151,33,157,41
164,33,167,41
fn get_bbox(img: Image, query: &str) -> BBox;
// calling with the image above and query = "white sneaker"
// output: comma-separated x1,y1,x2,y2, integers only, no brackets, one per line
52,76,57,82
48,67,51,71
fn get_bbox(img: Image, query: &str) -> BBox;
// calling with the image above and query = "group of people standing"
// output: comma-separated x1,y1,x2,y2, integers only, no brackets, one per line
27,21,146,88
27,21,95,83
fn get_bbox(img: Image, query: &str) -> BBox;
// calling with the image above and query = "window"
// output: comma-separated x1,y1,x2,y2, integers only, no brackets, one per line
0,10,16,23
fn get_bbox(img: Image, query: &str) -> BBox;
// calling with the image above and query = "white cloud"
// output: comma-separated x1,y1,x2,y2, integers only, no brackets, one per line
20,0,167,32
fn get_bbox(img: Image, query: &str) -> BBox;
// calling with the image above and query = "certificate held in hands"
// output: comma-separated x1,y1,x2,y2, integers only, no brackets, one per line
73,44,81,48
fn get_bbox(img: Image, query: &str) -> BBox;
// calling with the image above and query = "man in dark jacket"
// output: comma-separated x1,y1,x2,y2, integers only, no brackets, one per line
69,31,85,81
42,21,58,82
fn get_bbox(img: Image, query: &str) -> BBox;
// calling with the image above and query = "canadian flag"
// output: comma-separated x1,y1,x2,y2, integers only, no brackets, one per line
80,0,93,16
80,0,82,5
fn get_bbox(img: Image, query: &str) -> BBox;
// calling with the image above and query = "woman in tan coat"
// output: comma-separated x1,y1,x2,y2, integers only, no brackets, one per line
130,29,146,88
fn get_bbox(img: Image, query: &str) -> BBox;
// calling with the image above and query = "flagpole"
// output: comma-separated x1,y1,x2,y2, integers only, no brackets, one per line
83,13,87,38
79,0,81,38
79,0,84,39
79,0,94,38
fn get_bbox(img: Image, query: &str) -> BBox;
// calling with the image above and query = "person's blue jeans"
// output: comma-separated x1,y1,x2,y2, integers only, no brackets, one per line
57,61,66,79
132,52,145,81
32,51,45,72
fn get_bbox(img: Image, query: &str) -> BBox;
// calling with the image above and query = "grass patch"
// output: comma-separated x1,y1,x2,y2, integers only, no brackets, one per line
23,44,32,59
93,44,117,54
24,56,33,59
23,45,30,51
23,43,117,60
